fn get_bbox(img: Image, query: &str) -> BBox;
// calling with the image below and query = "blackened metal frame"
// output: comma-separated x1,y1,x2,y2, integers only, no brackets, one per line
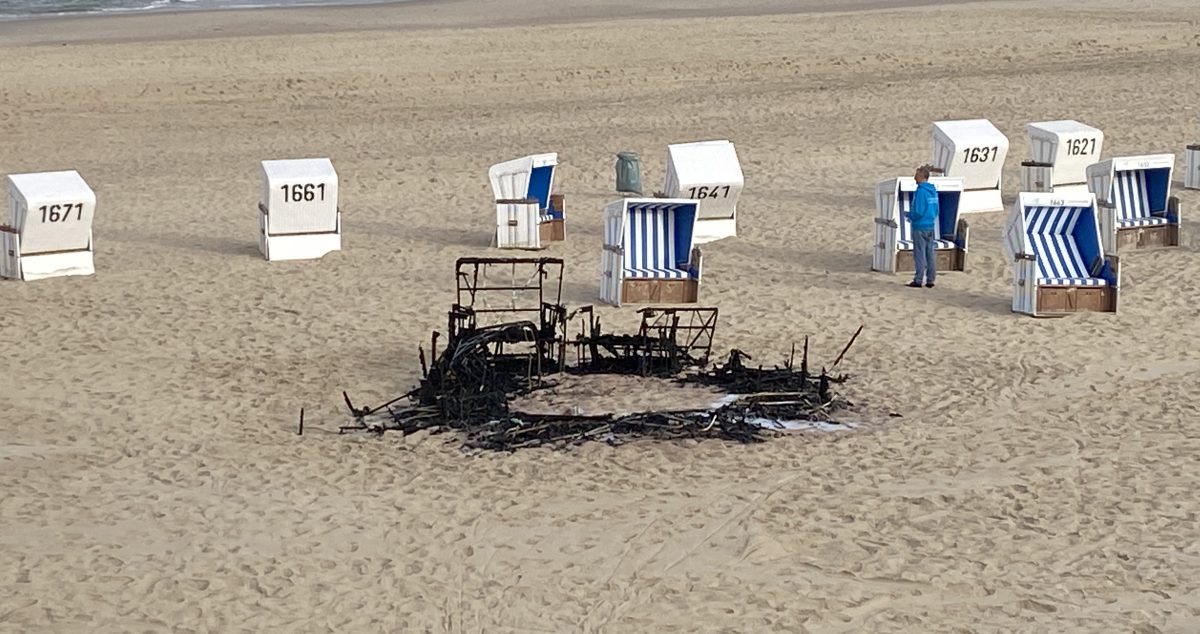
452,256,568,375
638,307,718,367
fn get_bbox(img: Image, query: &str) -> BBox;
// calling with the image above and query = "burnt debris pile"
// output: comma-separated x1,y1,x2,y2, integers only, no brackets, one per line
338,258,863,452
684,326,861,396
568,305,717,377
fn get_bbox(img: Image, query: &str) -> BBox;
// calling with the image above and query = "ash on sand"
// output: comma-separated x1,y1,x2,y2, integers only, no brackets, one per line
340,344,865,452
508,374,730,418
510,373,874,435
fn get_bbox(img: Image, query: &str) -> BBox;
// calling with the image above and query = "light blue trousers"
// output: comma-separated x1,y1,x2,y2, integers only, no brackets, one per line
912,230,937,285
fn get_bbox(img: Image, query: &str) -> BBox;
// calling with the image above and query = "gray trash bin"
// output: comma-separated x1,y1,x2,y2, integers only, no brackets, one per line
615,151,643,195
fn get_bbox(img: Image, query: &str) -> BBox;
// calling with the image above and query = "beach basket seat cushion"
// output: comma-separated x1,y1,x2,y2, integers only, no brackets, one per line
897,238,957,250
625,267,692,279
1112,170,1168,228
623,204,696,280
1028,205,1107,287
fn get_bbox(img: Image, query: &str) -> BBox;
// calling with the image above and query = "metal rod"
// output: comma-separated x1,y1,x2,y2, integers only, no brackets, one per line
830,324,864,369
801,336,809,380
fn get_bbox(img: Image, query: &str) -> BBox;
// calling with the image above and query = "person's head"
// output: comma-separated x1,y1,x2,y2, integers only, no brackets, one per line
914,164,932,183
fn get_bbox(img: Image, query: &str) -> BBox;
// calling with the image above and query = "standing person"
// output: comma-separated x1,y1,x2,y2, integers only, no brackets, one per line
906,165,940,288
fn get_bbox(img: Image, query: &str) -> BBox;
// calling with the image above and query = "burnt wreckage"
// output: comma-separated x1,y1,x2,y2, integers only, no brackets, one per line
339,257,863,451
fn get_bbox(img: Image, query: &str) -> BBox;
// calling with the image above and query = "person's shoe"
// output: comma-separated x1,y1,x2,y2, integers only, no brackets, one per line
925,282,935,288
906,281,922,288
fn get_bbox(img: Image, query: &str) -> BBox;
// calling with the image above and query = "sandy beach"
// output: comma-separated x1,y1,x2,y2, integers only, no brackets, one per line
2,0,1200,630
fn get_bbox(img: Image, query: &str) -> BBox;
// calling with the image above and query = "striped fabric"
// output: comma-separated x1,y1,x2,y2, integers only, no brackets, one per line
1040,276,1108,287
896,190,946,250
1117,217,1167,228
898,239,956,250
540,214,556,222
1113,170,1168,228
623,203,692,280
1026,205,1106,287
625,267,690,279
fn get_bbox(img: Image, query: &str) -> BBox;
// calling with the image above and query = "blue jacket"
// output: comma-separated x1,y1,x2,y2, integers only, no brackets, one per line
907,181,940,232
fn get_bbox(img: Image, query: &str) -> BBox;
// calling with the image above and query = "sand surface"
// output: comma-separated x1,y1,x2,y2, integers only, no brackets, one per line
3,0,1200,631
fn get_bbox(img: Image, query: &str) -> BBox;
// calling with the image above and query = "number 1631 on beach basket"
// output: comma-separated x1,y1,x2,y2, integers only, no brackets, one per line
931,119,1010,214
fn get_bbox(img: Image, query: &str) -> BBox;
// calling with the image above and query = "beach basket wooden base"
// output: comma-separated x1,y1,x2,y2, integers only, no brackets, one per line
1035,285,1117,316
539,219,565,243
621,279,698,305
894,248,966,274
1115,224,1179,252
